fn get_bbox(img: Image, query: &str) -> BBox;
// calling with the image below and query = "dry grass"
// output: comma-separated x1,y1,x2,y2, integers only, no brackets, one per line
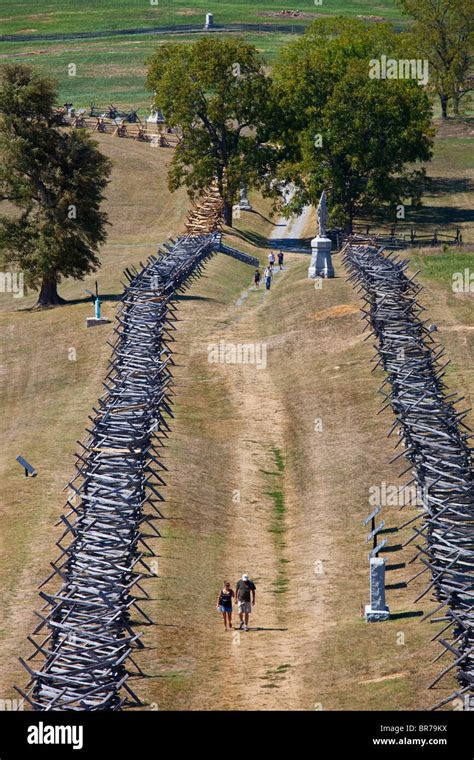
0,137,472,710
0,135,189,698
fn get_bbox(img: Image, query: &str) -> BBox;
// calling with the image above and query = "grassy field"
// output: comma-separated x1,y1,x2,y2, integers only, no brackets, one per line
0,0,406,109
0,0,473,714
0,32,302,108
0,1,402,36
0,128,472,709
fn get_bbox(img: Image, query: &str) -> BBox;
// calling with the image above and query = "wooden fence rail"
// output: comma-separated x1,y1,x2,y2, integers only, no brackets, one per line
343,238,473,711
16,233,219,710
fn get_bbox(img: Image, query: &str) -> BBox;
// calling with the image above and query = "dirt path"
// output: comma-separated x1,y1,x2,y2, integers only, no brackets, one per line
131,213,468,711
174,209,327,710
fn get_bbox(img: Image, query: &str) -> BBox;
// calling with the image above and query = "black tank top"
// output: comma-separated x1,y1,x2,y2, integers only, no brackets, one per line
220,590,232,606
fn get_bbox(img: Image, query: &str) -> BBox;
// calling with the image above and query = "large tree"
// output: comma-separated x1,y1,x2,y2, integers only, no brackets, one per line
397,0,474,117
0,64,112,307
269,19,434,232
146,37,274,226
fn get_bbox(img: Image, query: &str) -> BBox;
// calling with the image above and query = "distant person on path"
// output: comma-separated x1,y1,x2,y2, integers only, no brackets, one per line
236,573,256,631
216,581,235,631
264,266,272,291
278,250,284,270
268,251,275,270
254,268,261,289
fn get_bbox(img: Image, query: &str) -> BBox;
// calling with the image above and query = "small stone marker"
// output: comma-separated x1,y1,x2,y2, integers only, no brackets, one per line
204,12,214,29
146,108,165,124
239,186,252,211
308,191,334,279
365,557,390,622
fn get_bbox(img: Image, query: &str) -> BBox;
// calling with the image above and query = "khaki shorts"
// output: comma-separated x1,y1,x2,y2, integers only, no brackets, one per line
238,601,252,614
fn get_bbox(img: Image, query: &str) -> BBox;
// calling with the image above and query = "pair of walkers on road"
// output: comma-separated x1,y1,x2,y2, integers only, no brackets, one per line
216,574,256,631
271,250,284,270
254,266,272,290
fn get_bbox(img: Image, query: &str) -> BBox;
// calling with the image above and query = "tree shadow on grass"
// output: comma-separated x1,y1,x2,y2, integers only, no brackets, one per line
62,293,121,307
246,209,286,226
173,294,215,302
17,292,121,312
227,226,311,252
427,176,474,196
407,205,474,227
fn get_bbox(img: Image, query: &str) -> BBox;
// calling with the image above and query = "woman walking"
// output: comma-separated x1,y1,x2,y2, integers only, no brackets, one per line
216,581,235,630
264,266,273,291
254,268,261,289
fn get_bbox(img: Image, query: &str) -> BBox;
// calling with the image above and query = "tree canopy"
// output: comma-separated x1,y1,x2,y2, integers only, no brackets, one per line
397,0,474,117
0,64,112,306
269,19,434,231
146,37,275,226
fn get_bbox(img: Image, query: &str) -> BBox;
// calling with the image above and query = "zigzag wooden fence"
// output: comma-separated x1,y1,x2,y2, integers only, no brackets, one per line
184,182,224,235
343,240,473,711
15,233,219,711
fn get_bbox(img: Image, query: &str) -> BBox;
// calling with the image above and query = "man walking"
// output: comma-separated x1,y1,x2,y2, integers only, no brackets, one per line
236,573,256,631
278,250,284,270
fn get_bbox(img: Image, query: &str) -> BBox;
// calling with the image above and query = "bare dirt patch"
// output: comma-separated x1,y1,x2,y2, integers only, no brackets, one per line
258,10,321,20
434,117,474,139
312,304,359,321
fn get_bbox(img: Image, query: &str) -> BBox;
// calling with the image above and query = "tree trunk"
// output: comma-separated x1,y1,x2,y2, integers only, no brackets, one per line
440,93,449,118
223,199,233,227
452,92,460,116
36,273,66,307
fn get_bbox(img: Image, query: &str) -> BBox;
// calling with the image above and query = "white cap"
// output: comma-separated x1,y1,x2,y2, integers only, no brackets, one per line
242,573,249,581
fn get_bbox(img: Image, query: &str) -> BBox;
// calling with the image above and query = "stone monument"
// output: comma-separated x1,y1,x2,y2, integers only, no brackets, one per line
204,13,214,30
308,190,334,279
146,107,165,124
239,185,252,211
365,557,390,622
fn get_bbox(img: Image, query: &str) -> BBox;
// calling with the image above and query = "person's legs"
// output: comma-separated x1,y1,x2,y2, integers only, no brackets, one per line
222,611,228,630
228,611,233,628
244,612,250,629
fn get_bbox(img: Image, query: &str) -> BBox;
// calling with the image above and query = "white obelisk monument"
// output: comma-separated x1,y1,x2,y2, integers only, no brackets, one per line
308,190,334,279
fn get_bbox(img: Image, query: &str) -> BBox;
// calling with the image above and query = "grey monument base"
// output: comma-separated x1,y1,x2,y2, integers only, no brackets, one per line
365,556,390,622
365,604,390,622
87,317,111,328
308,235,334,279
204,12,214,29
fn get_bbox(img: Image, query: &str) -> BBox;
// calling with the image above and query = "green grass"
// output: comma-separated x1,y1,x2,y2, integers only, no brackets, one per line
265,446,289,597
409,249,474,328
410,250,474,288
0,1,402,37
0,32,305,108
0,0,405,109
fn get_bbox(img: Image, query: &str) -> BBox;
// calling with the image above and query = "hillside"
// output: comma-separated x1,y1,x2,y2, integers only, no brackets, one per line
0,132,472,710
